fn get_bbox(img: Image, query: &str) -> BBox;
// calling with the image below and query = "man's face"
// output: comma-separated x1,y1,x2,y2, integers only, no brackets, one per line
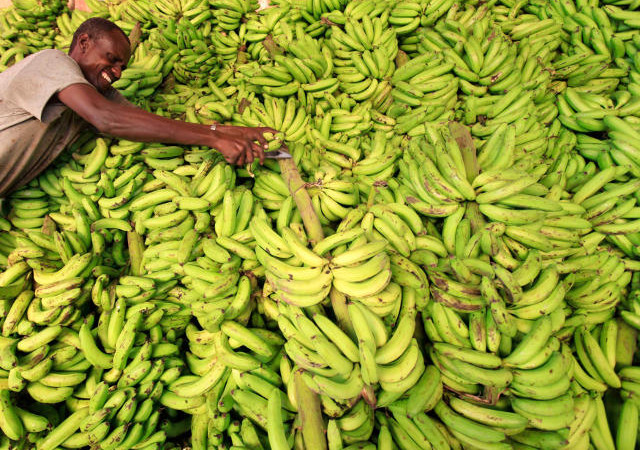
76,30,131,94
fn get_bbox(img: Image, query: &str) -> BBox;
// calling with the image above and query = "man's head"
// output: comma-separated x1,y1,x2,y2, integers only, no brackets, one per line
69,18,131,94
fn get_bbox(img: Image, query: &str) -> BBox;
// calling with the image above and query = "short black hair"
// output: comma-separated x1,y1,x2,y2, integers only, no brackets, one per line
69,18,129,53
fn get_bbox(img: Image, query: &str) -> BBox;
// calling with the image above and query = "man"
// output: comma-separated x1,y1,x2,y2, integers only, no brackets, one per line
0,17,275,197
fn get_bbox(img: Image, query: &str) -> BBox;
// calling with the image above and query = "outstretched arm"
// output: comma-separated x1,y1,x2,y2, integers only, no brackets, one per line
57,83,275,165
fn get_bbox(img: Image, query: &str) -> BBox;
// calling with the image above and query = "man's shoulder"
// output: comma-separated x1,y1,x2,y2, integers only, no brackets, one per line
3,49,77,74
29,49,77,65
34,49,65,56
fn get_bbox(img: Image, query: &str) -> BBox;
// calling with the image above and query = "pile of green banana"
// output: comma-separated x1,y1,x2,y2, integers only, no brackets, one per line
0,0,66,70
5,0,640,447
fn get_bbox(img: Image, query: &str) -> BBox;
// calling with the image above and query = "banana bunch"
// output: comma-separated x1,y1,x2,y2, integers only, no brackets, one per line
235,96,309,143
347,285,425,401
569,324,622,394
0,229,17,268
604,115,640,177
0,274,177,448
329,233,391,299
11,0,64,19
325,14,398,106
620,284,640,331
191,370,293,450
558,88,637,137
108,0,157,29
433,398,518,448
150,83,218,120
5,185,57,232
0,0,62,55
502,315,567,387
244,3,292,43
153,237,241,298
349,132,403,187
310,100,374,142
296,0,350,20
163,17,218,87
373,405,451,450
179,249,242,305
259,221,332,307
562,161,640,248
55,384,167,449
510,348,576,430
153,0,212,28
0,35,26,72
272,301,364,404
303,106,371,171
510,392,601,448
429,335,514,394
257,33,336,102
192,82,236,124
211,186,255,238
209,28,247,64
62,358,175,447
211,0,260,31
547,2,627,69
246,167,290,211
398,0,476,55
563,250,630,318
389,51,458,133
246,3,324,62
306,174,360,223
81,0,110,16
388,1,426,36
182,317,286,410
111,42,168,102
396,132,473,219
328,399,375,445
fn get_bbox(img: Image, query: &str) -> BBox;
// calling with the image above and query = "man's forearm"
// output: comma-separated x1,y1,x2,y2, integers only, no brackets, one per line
97,102,217,147
58,83,218,148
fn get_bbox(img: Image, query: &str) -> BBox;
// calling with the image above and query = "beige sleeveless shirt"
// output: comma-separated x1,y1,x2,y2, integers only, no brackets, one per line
0,48,124,197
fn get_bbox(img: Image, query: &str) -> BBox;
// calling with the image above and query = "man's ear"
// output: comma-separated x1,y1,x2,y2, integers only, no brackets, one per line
78,33,90,52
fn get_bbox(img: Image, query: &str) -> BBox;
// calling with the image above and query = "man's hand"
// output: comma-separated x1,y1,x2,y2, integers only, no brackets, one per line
213,126,277,166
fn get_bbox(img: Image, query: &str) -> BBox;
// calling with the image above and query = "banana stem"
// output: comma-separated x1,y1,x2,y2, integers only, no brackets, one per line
41,216,56,236
448,121,479,184
465,202,486,234
279,158,326,450
329,287,355,338
128,22,143,53
126,231,144,276
278,158,324,244
294,370,327,450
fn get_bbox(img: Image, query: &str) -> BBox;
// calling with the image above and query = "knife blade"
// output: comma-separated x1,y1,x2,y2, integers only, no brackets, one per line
263,149,292,159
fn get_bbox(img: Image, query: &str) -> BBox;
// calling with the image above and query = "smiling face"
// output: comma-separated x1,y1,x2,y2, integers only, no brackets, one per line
73,29,131,94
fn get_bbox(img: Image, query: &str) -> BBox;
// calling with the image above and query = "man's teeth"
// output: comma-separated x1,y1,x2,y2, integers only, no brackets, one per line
102,72,112,83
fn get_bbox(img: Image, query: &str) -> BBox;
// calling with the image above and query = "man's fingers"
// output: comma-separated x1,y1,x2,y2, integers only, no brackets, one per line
245,146,254,165
255,132,269,149
227,149,240,165
239,146,250,166
252,142,265,165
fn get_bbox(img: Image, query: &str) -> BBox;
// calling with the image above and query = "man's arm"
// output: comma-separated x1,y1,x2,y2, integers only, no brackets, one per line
57,83,273,165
